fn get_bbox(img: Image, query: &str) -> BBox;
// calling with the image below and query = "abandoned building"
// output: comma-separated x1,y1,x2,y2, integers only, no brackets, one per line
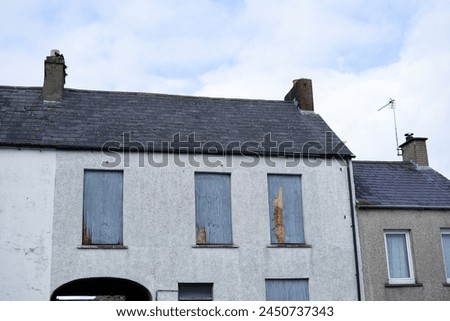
353,135,450,300
0,51,361,300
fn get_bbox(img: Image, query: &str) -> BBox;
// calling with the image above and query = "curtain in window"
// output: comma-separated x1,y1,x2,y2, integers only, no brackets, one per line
386,234,410,278
442,234,450,279
266,279,309,301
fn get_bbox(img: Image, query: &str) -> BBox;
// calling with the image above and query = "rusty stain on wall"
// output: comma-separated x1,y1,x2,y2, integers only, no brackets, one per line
82,222,92,245
196,226,206,244
274,186,285,243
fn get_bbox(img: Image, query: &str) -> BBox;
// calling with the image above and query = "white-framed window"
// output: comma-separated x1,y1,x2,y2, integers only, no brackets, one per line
440,229,450,283
384,230,415,284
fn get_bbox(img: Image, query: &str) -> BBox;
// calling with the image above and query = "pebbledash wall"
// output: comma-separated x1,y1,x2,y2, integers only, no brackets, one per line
358,208,450,301
49,150,358,301
0,149,56,300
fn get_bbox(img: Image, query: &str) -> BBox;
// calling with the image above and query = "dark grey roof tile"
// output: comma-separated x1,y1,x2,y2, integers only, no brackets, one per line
353,161,450,207
0,86,352,156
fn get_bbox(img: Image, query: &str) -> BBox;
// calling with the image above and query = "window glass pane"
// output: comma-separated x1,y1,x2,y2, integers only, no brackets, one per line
195,173,232,244
178,283,213,301
266,279,309,301
386,234,410,278
442,234,450,279
267,175,304,244
83,171,123,245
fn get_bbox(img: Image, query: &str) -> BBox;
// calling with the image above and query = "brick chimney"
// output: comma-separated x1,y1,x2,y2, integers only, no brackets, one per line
399,133,429,166
284,78,314,111
43,49,66,101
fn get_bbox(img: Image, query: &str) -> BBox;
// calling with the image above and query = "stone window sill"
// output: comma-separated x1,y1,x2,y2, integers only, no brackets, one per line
267,244,312,248
385,283,423,288
77,245,128,249
192,244,238,248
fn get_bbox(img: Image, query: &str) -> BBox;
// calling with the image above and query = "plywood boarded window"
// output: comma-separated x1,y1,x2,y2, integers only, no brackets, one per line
195,173,232,245
265,279,309,301
83,170,123,245
267,174,304,244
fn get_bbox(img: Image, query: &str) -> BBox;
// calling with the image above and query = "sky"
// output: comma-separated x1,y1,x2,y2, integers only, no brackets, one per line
1,0,449,178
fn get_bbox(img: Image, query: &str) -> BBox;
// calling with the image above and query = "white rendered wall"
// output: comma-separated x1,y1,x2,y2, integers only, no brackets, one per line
0,148,56,300
51,151,358,300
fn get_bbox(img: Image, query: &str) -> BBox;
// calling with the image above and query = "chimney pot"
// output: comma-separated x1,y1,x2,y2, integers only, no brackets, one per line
399,134,429,166
43,49,66,102
405,132,414,142
284,78,314,111
50,49,60,56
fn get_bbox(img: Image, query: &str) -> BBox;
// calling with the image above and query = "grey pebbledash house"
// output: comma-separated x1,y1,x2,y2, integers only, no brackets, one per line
353,135,450,300
0,51,361,300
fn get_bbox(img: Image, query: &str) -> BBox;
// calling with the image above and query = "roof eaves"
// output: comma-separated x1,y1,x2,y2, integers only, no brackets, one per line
357,205,450,210
0,141,354,158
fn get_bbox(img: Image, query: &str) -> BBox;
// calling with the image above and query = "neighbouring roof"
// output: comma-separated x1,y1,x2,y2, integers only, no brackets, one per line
0,86,352,157
353,161,450,208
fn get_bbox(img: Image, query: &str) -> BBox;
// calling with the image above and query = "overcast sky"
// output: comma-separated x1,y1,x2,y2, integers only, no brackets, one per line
1,0,449,178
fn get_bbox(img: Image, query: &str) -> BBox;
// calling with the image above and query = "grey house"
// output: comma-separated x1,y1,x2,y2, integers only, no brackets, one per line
0,51,360,300
353,135,450,300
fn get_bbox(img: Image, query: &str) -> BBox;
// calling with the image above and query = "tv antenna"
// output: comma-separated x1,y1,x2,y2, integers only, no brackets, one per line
378,98,402,156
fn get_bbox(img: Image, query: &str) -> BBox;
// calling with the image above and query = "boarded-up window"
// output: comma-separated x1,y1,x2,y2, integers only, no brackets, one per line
267,175,304,244
83,170,123,245
266,279,309,301
178,283,213,301
195,173,232,245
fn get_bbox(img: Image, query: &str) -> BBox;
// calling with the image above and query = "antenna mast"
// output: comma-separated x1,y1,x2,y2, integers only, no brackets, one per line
378,98,402,156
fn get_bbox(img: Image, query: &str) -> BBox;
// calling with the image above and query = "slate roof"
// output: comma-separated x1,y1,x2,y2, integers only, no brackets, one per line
353,161,450,208
0,86,352,157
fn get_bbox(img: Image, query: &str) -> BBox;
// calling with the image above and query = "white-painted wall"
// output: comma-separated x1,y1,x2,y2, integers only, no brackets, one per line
51,151,358,300
0,148,56,300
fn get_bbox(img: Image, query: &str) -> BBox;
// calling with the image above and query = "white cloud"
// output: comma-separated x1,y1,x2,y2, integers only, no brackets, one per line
194,0,450,178
0,0,448,177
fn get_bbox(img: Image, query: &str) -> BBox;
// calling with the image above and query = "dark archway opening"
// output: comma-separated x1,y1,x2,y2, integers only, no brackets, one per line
50,277,152,301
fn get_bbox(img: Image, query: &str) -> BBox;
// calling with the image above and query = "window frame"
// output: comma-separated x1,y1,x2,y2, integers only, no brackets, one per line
440,229,450,284
384,230,415,285
178,283,213,301
82,169,124,246
265,278,309,301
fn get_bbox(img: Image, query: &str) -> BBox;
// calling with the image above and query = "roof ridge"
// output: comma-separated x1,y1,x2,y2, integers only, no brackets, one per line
0,85,42,90
0,85,287,103
353,160,412,165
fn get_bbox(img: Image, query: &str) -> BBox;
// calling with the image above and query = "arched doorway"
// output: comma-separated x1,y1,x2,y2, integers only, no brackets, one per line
50,277,151,301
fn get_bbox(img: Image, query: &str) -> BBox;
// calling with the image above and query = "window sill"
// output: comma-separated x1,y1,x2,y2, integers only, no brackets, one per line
385,283,423,288
267,244,311,248
443,283,450,287
77,245,128,250
192,244,238,248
